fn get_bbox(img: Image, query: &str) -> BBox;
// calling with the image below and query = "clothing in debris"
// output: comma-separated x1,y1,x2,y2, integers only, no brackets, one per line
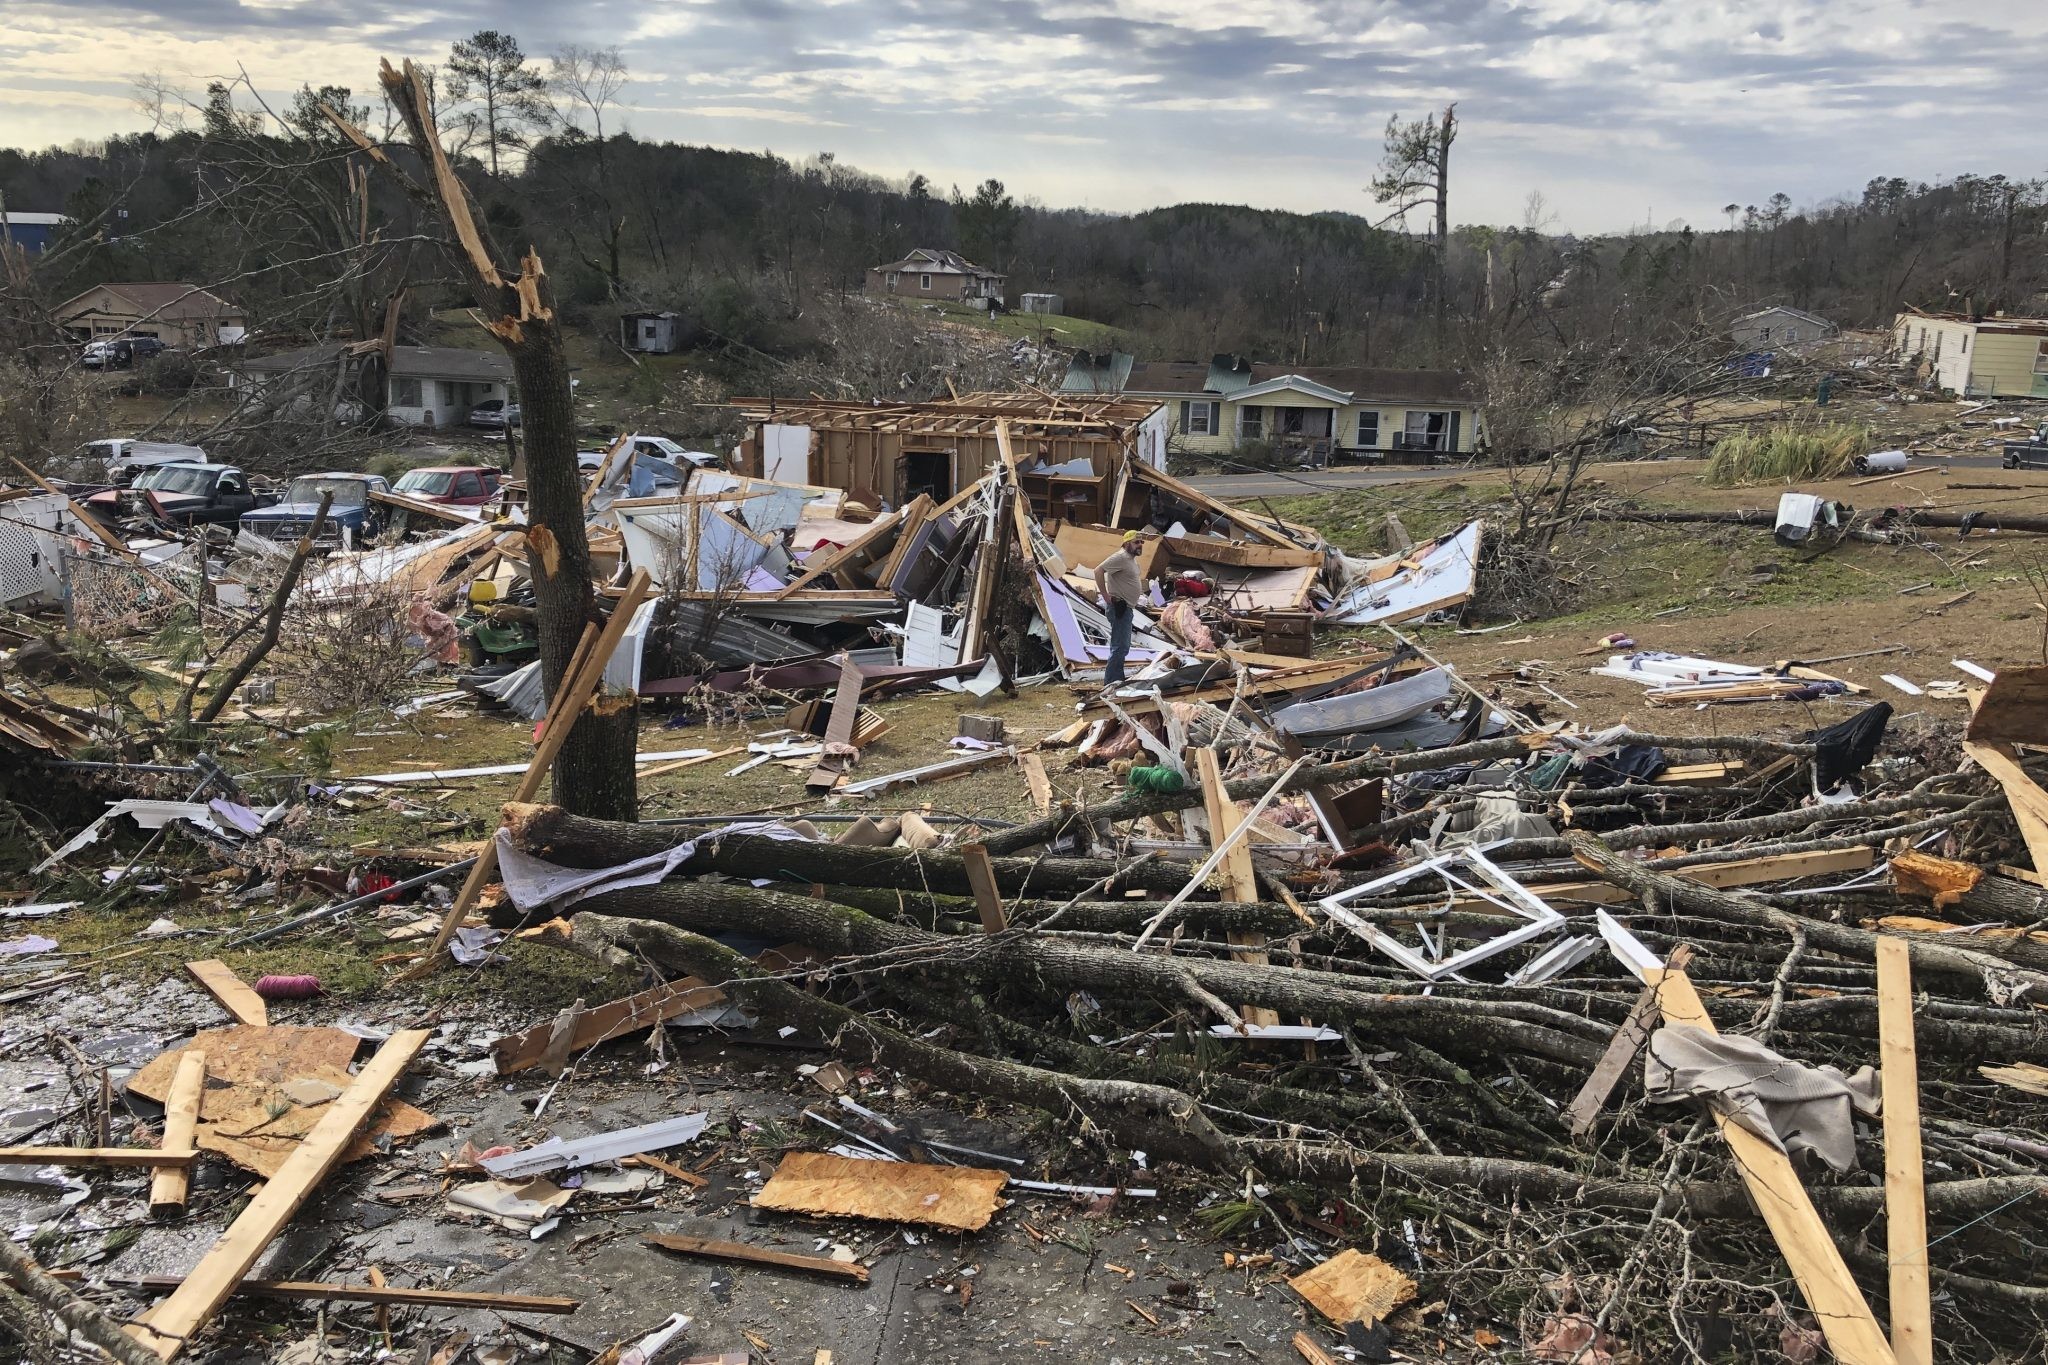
1645,1025,1879,1173
1804,701,1893,791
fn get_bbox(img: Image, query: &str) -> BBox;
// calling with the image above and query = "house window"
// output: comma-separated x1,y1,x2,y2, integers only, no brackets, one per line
919,273,932,291
886,271,899,288
1356,411,1380,448
1933,333,1942,363
1405,410,1452,450
2034,340,2048,375
1237,405,1263,439
392,377,422,407
1760,327,1772,341
1179,400,1218,436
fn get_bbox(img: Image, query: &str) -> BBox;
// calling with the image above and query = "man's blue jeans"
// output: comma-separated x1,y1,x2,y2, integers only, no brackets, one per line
1105,600,1134,684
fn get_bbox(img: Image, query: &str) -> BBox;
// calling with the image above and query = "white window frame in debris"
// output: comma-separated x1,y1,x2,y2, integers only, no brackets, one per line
1316,841,1568,981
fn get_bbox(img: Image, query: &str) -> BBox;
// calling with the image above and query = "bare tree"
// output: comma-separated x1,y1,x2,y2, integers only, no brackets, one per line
325,60,639,821
1370,103,1458,340
544,45,630,299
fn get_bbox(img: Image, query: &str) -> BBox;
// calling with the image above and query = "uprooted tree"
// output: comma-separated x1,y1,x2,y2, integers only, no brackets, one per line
324,61,638,821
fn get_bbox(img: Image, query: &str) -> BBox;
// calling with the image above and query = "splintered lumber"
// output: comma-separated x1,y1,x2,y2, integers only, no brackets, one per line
183,960,267,1027
492,976,728,1074
1962,738,2048,873
419,570,653,968
0,1147,194,1167
752,1151,1007,1232
1876,938,1932,1365
1018,751,1054,815
805,653,864,791
644,1232,869,1283
1649,968,1897,1365
148,1051,207,1218
1287,1249,1417,1325
61,1272,578,1314
0,1241,163,1365
1293,1331,1344,1365
1964,665,2048,746
1563,945,1692,1142
958,843,1008,934
1197,748,1281,1029
125,1030,430,1360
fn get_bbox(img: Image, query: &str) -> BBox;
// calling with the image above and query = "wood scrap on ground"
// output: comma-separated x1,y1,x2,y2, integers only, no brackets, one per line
751,1152,1008,1233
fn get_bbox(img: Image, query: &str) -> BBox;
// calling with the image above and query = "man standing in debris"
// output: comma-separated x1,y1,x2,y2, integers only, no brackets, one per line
1095,531,1147,686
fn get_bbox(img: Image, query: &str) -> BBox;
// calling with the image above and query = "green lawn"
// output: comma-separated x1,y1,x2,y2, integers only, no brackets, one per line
909,297,1128,351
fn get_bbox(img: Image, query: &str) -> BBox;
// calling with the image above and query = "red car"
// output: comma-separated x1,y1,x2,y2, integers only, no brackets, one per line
392,465,501,506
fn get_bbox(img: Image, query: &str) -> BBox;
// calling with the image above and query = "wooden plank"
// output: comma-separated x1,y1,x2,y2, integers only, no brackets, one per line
644,1233,869,1284
148,1051,207,1218
1160,533,1324,569
1197,748,1282,1030
752,1151,1007,1232
0,1147,195,1167
1508,846,1876,911
1964,665,2048,746
959,843,1009,934
126,1030,431,1360
1018,752,1054,815
57,1271,577,1314
1293,1331,1344,1365
183,960,267,1027
1563,945,1690,1142
805,653,865,791
1876,937,1933,1365
1649,969,1897,1365
1287,1249,1417,1325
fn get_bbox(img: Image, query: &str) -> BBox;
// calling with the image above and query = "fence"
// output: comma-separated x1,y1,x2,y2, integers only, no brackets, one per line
60,545,202,637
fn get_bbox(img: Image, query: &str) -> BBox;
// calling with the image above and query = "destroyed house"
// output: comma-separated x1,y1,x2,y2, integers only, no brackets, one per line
1893,310,2048,398
726,393,1170,516
235,344,515,428
865,248,1006,303
1060,352,1481,460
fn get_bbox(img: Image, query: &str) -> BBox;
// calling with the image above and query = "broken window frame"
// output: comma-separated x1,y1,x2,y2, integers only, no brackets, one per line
1315,841,1565,981
1403,410,1451,451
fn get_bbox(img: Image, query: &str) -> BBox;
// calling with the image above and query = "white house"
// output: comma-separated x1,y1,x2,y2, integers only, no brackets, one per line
1892,311,2048,397
1731,306,1837,351
235,344,514,427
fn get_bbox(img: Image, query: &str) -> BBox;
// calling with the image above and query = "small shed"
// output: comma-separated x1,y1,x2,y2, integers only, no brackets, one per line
1019,293,1063,316
622,311,682,355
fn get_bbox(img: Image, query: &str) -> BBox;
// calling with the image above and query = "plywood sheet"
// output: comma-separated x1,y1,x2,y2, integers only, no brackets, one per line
752,1151,1007,1232
129,1027,437,1177
1287,1249,1417,1326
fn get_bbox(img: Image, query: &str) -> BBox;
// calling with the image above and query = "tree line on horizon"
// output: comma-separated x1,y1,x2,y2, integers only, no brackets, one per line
3,28,2046,386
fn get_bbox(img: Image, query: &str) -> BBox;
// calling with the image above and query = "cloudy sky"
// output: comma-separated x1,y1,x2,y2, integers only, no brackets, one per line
2,1,2045,233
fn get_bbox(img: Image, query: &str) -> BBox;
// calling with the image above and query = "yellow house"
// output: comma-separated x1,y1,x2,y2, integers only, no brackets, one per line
1892,311,2048,397
1060,353,1481,459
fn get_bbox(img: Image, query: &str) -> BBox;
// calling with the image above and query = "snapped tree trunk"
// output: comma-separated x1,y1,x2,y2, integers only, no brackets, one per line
353,62,637,822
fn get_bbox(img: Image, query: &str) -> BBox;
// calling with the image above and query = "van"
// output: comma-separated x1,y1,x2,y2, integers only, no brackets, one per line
82,439,212,486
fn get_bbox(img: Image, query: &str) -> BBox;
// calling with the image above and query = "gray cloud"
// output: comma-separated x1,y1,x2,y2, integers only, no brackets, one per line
2,0,2045,231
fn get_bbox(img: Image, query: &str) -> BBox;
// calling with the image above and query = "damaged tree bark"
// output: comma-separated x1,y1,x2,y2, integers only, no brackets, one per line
335,63,637,821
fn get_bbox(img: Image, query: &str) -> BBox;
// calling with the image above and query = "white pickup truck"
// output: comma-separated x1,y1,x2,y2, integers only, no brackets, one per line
81,438,212,486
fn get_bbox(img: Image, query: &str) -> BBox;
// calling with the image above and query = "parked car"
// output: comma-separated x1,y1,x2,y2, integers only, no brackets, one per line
468,400,520,429
82,462,270,528
577,434,720,472
2003,419,2048,470
392,465,501,506
82,337,166,370
80,439,212,486
238,472,391,545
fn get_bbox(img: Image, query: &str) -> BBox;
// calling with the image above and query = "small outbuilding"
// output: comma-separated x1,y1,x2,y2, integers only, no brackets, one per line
622,310,683,354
